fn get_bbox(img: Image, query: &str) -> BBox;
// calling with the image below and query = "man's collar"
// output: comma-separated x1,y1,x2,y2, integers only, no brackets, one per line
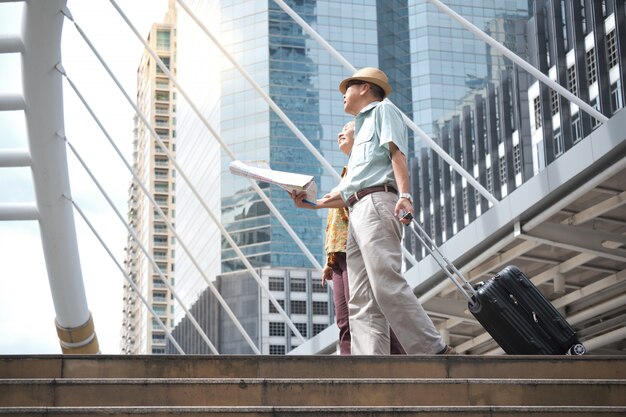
356,100,380,116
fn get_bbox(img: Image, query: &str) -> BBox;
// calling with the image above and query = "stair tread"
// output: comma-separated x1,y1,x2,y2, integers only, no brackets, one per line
2,377,626,384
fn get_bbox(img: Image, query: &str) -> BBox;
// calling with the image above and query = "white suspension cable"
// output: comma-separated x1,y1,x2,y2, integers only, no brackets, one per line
174,0,432,273
58,66,260,354
428,0,608,124
177,0,417,268
70,198,185,355
177,0,417,269
271,0,499,206
175,0,340,183
106,0,322,282
63,8,305,343
64,137,220,354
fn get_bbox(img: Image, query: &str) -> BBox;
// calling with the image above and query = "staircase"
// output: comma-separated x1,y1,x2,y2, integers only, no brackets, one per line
1,355,625,416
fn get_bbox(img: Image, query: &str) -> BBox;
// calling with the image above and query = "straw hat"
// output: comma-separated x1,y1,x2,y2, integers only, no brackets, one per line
339,67,392,98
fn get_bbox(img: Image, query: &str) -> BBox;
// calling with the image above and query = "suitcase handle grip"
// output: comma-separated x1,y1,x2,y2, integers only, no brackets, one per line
405,217,478,305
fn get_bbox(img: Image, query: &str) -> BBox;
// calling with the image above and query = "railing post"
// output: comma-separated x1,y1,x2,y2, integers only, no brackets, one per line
22,0,99,353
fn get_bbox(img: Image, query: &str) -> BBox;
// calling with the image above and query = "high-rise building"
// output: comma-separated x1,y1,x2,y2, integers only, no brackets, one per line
121,1,177,355
526,0,625,172
408,0,531,137
170,1,539,354
173,0,222,325
166,267,333,354
405,0,626,259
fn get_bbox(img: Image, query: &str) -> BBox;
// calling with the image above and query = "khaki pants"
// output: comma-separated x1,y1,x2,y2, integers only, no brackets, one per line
346,191,445,355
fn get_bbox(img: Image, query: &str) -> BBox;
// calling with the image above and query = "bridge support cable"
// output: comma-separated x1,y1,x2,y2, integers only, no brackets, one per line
62,9,304,346
175,0,340,183
106,1,323,283
70,198,185,355
175,0,417,268
22,0,98,354
65,137,220,354
64,10,305,345
69,3,319,342
427,0,608,124
57,65,260,354
271,0,498,207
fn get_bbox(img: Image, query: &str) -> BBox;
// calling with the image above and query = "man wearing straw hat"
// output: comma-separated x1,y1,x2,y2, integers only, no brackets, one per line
291,67,453,355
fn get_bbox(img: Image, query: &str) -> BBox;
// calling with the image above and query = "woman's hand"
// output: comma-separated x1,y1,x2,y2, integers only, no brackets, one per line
322,265,333,287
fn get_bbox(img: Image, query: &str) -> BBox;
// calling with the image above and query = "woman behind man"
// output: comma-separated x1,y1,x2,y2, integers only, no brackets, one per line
323,121,405,355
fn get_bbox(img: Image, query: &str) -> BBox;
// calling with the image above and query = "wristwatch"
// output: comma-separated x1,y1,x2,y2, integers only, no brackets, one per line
399,192,413,204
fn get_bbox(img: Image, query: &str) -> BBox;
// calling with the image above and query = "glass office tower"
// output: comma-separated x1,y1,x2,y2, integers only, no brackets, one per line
178,0,531,275
170,0,535,353
219,0,381,273
218,0,531,273
408,0,530,138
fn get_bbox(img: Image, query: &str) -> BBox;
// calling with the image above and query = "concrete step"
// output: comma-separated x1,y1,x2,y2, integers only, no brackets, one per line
2,355,625,416
1,377,625,407
2,406,626,416
2,355,625,380
1,406,626,416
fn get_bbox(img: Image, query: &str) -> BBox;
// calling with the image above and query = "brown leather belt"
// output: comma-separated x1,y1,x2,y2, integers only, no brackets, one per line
347,185,397,207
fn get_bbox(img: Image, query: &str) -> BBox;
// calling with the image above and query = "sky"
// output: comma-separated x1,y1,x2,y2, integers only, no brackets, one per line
0,0,168,354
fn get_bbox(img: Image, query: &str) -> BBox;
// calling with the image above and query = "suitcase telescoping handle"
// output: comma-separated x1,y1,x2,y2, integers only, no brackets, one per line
401,212,478,307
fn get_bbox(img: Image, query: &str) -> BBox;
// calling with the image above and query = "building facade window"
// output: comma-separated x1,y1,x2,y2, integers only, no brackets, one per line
499,156,507,185
269,345,285,355
450,196,456,224
311,280,326,293
269,299,284,313
553,127,563,157
154,236,168,245
566,66,577,96
268,276,284,291
550,88,559,115
610,80,623,114
313,323,327,336
291,322,307,337
290,278,306,292
572,113,582,143
290,300,307,314
156,29,170,51
462,188,468,216
156,56,170,73
269,321,285,336
607,29,617,68
536,142,546,171
155,91,169,102
590,97,600,128
586,48,597,84
312,301,328,315
533,96,542,129
513,144,521,175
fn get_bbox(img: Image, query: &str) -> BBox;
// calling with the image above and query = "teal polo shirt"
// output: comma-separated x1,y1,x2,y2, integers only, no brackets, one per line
338,100,409,203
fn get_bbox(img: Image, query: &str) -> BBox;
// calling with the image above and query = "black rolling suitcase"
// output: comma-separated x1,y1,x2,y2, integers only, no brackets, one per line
405,216,586,355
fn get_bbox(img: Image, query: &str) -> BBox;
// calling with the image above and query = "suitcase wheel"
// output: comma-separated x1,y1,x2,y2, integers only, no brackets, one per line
567,343,586,355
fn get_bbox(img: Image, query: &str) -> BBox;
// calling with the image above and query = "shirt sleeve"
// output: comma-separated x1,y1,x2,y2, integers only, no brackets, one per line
378,101,408,156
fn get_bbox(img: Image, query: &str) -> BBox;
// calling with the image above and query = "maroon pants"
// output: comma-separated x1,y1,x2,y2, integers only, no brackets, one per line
331,252,405,355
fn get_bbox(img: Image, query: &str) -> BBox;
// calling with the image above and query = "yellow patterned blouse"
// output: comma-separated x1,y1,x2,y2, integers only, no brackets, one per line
325,167,349,268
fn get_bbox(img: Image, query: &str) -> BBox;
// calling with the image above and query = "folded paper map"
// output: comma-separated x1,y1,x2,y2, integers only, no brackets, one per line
229,160,317,202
